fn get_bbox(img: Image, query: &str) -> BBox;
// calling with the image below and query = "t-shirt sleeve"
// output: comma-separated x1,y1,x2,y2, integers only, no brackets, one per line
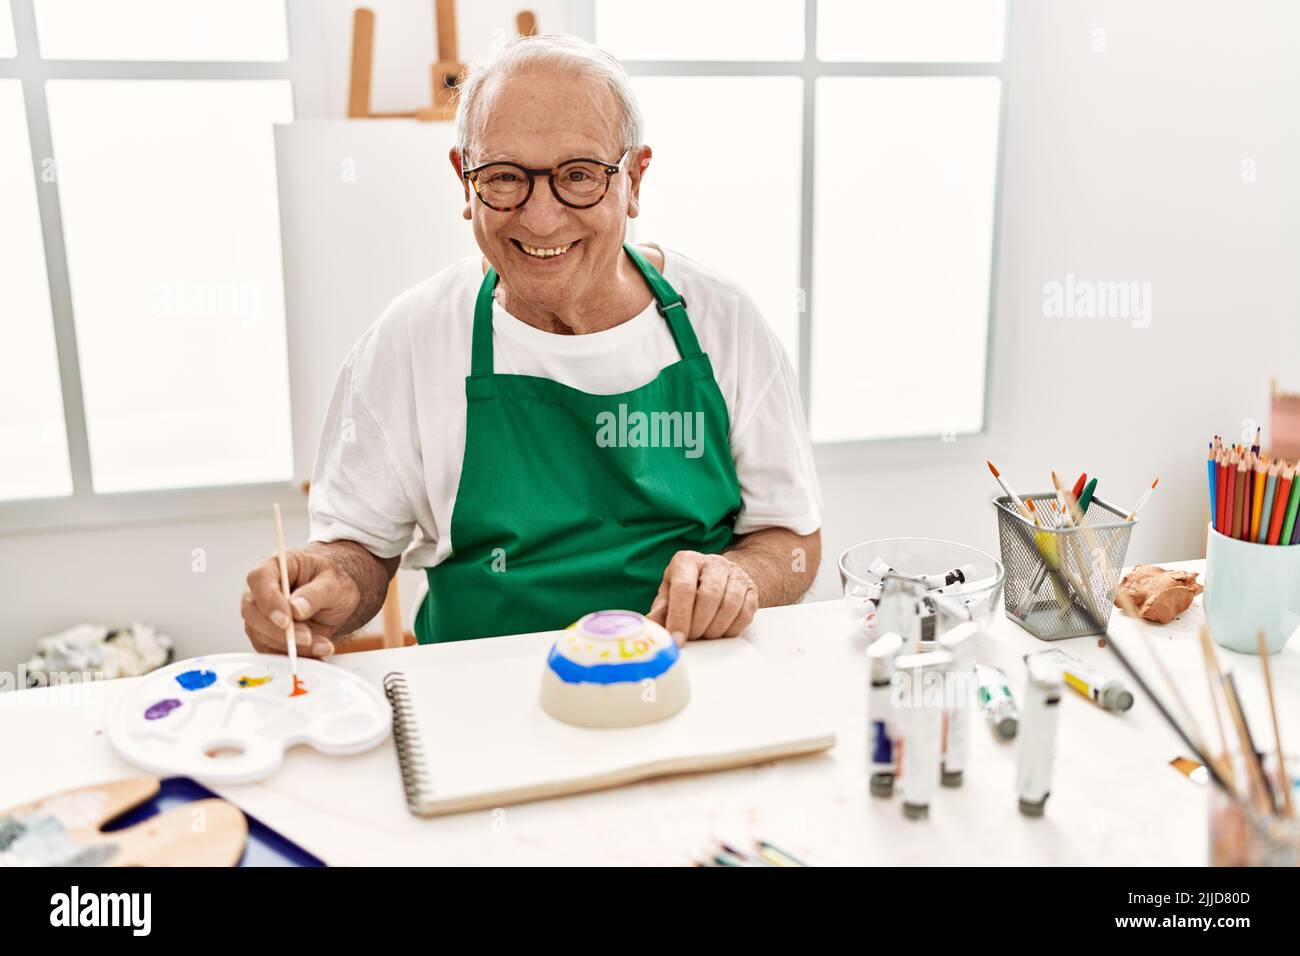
728,302,823,537
307,348,417,560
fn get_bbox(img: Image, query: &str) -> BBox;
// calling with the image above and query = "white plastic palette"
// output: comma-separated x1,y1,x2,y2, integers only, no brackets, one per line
108,653,391,784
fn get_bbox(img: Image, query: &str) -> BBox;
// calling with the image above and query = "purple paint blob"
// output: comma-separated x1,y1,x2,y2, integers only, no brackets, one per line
175,669,216,691
581,611,645,639
145,698,182,720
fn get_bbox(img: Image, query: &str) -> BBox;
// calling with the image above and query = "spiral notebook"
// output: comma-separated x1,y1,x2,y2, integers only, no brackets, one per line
382,638,836,816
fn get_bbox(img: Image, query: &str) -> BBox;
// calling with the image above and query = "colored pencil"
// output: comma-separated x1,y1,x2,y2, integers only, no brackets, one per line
1281,465,1300,545
1076,477,1098,515
1267,465,1294,545
1231,453,1247,539
1215,448,1229,532
1224,448,1238,536
1207,443,1217,528
1249,455,1267,541
1216,452,1227,535
1257,459,1281,543
1127,477,1159,521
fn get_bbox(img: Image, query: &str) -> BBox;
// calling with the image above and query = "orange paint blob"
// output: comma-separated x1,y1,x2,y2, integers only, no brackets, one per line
290,675,308,697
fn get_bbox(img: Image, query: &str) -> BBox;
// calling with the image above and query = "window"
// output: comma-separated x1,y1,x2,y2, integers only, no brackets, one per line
0,2,14,58
0,78,71,501
598,0,1006,444
2,1,294,512
32,0,288,61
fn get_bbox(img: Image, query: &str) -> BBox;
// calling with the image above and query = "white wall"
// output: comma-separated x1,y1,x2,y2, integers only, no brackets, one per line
4,0,1299,672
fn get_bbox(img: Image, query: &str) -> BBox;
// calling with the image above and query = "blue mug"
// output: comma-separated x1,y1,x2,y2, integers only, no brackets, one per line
1203,525,1300,655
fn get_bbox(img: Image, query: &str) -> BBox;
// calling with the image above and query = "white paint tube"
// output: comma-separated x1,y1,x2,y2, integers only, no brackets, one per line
1025,647,1133,713
1017,654,1063,817
938,622,980,787
975,664,1019,740
922,563,978,592
895,650,954,820
866,632,904,797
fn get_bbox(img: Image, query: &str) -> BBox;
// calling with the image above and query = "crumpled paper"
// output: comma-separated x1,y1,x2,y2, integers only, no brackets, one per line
24,622,175,683
1115,565,1203,624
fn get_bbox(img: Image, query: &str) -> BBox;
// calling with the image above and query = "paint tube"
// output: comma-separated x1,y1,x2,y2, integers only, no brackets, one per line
922,563,978,592
895,650,953,820
866,632,904,797
844,579,884,635
1017,654,1063,816
866,557,895,581
1025,647,1133,713
878,576,925,650
938,623,979,787
976,664,1019,740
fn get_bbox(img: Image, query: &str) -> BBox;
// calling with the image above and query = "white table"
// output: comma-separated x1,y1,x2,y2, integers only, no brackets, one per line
2,560,1291,865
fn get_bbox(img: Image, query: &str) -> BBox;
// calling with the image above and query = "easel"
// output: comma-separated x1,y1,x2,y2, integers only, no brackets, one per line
347,3,540,121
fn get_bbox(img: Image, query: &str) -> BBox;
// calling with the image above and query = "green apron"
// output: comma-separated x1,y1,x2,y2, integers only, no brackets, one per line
416,244,742,644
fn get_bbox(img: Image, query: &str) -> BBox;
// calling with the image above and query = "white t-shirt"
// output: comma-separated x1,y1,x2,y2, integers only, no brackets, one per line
309,244,823,568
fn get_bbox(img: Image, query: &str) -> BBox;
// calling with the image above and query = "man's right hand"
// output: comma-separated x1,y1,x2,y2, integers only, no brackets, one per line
241,548,362,658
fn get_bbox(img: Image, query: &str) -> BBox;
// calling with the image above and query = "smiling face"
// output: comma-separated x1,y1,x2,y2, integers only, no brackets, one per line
452,69,643,318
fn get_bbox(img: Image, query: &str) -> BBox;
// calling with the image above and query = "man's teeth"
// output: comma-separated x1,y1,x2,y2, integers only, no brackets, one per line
520,241,574,258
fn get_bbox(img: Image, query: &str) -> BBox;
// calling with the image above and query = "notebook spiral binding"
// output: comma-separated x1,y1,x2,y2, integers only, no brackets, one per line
384,672,430,814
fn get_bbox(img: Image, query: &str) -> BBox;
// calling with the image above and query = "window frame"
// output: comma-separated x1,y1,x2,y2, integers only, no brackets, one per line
0,0,305,534
611,0,1011,473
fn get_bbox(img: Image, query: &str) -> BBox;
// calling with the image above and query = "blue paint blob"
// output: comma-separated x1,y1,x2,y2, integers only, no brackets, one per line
175,669,216,691
145,698,182,720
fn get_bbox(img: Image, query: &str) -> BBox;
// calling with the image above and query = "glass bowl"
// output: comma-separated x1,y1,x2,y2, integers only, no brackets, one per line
839,537,1006,637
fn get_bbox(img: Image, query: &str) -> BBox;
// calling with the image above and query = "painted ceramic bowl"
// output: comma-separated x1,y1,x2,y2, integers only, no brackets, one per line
539,610,690,728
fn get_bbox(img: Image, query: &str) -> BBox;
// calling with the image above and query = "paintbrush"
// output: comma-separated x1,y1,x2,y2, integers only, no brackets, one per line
757,839,808,867
1256,631,1294,816
1127,477,1160,521
1221,671,1277,815
273,504,304,697
719,841,772,866
1198,627,1238,794
1000,480,1232,795
987,460,1032,519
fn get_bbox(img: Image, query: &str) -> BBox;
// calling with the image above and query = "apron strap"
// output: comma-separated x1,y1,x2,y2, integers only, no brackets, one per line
621,243,702,360
471,265,499,378
470,244,700,377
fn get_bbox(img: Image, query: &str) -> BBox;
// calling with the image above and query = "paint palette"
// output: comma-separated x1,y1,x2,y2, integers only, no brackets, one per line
108,653,391,784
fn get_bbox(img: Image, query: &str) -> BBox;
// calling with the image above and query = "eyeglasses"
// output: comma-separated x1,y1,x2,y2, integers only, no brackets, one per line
462,151,629,211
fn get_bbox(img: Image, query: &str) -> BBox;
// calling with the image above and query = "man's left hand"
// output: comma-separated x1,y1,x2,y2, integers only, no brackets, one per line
646,550,758,644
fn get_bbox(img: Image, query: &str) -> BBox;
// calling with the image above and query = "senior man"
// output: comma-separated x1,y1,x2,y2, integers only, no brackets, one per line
242,34,822,652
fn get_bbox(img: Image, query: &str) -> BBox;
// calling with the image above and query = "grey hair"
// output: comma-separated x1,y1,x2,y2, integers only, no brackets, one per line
454,33,644,161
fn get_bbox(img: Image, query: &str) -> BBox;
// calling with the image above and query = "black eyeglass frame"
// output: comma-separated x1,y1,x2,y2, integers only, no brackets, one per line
461,151,630,211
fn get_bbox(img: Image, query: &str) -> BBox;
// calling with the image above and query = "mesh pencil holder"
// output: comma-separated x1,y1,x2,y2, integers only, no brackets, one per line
994,494,1135,640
